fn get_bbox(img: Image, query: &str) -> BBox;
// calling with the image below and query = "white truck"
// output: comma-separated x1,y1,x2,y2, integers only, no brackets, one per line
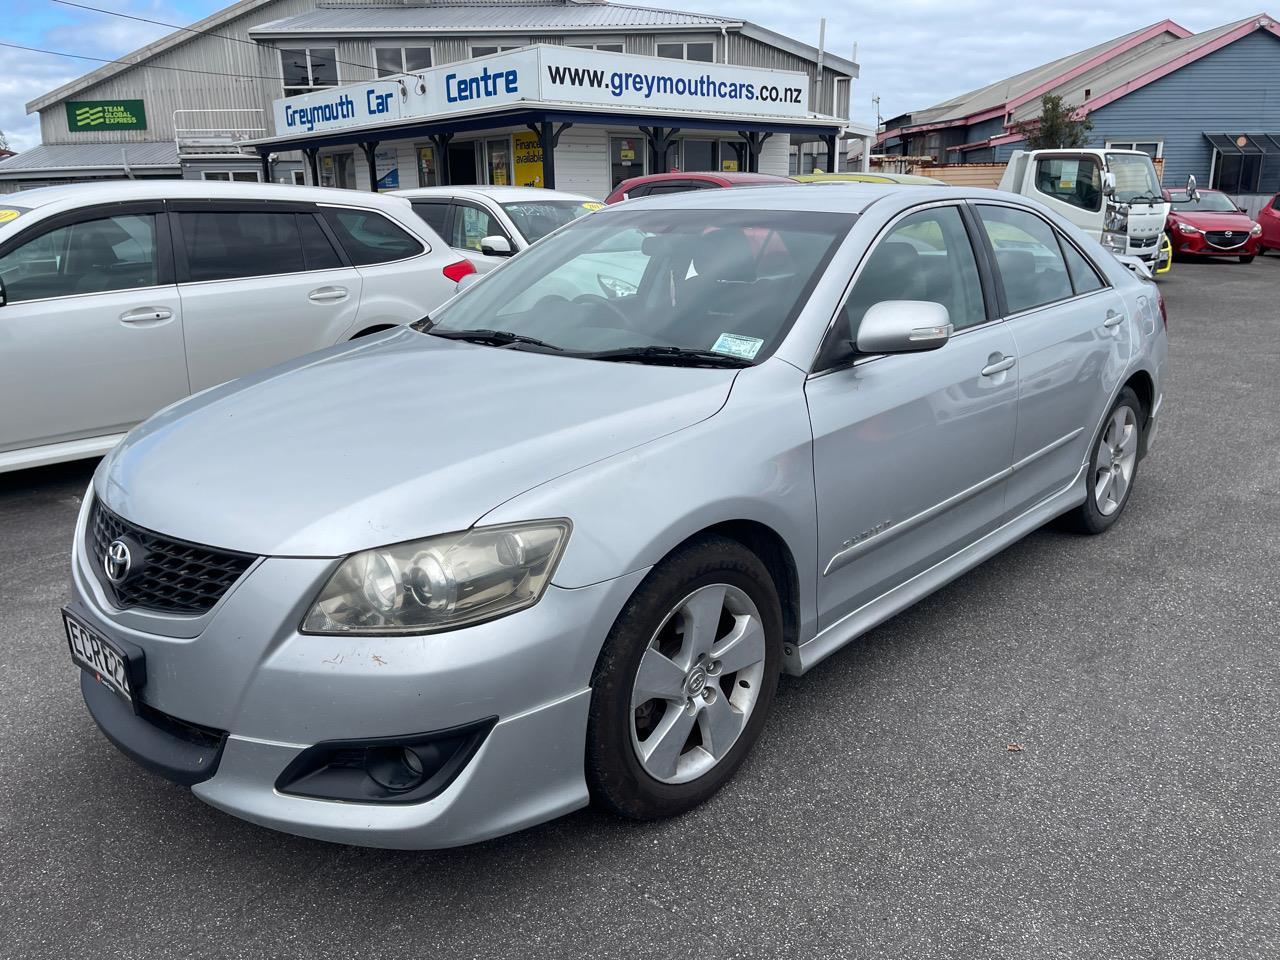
998,148,1176,273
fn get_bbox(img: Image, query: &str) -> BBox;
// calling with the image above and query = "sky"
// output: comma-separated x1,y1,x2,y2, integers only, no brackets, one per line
0,0,1269,151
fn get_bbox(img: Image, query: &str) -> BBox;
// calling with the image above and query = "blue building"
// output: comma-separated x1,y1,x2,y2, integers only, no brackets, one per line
879,14,1280,210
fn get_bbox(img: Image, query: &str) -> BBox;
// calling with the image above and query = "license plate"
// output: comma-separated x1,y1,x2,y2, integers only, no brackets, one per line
64,610,135,707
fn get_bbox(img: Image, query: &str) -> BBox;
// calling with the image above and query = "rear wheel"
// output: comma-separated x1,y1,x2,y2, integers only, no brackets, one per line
1061,388,1144,535
586,536,782,820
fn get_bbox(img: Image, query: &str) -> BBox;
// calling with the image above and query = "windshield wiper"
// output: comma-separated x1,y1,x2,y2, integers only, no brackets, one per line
428,328,563,351
1125,192,1163,204
582,346,752,368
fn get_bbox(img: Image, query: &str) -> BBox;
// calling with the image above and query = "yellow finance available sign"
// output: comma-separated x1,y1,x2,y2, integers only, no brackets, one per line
513,131,544,187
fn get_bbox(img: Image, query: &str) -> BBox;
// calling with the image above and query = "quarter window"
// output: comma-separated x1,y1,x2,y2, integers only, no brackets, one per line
1034,157,1103,212
180,211,307,282
0,214,158,302
281,48,338,97
976,206,1074,314
321,208,424,265
374,46,432,77
836,205,987,351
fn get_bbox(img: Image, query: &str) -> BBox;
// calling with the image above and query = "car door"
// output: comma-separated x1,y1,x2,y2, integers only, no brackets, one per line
1027,153,1103,234
447,200,514,273
0,203,189,454
173,201,363,392
972,202,1132,516
805,202,1019,630
1259,193,1280,249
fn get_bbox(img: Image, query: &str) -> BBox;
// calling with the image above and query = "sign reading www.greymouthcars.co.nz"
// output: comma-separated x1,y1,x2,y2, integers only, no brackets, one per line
272,46,810,138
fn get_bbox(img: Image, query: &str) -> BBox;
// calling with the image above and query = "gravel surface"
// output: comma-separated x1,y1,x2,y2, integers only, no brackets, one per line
1,255,1277,959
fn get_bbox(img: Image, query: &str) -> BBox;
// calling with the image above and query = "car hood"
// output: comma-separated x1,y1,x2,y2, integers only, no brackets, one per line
96,329,736,557
1169,210,1256,231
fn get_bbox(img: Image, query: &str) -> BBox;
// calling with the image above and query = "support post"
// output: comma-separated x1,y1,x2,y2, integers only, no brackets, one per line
304,147,319,186
430,133,454,186
360,141,379,191
824,134,837,175
540,120,557,188
259,151,272,183
640,126,680,174
737,131,772,173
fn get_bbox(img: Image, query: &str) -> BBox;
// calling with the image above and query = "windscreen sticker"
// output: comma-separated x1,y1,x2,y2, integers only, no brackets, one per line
0,209,24,224
581,201,604,211
711,333,764,360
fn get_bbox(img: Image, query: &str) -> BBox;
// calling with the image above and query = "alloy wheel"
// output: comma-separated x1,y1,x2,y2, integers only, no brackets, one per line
629,583,766,784
1094,405,1139,516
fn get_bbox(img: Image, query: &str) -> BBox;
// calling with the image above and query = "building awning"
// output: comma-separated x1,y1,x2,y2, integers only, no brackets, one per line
1204,133,1280,155
0,141,180,179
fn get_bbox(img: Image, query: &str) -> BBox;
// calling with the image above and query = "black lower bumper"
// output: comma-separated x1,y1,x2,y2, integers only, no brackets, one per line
81,672,226,787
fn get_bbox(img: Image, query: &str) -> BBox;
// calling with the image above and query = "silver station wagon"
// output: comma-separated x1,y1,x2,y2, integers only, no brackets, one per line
63,184,1167,848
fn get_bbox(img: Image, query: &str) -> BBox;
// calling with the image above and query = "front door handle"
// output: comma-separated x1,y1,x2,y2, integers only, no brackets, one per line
981,355,1016,377
308,286,348,303
119,307,173,325
1103,309,1124,328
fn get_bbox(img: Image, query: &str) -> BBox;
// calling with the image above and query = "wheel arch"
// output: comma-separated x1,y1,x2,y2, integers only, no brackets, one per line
1124,368,1155,423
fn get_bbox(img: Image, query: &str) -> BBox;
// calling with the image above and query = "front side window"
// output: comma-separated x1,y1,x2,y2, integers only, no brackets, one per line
322,208,424,265
181,211,306,282
450,203,505,251
422,208,852,360
835,205,986,352
0,214,158,302
375,46,432,77
1035,157,1102,212
281,48,338,96
977,205,1074,314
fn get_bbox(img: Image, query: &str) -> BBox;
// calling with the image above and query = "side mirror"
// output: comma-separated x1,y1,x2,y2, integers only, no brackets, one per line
479,235,513,257
455,272,482,293
1102,171,1117,198
856,301,952,354
1186,174,1199,201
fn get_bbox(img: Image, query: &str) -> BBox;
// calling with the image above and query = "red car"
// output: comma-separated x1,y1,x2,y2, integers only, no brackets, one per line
1162,187,1263,263
604,171,795,205
1258,192,1280,255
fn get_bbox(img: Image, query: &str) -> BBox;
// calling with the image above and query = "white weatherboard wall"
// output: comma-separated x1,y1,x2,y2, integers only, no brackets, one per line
554,126,610,198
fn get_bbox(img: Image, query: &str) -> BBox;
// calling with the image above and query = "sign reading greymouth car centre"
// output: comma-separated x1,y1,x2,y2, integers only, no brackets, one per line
273,46,811,137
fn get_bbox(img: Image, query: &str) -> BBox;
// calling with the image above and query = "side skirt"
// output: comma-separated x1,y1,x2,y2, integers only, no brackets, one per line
792,466,1087,675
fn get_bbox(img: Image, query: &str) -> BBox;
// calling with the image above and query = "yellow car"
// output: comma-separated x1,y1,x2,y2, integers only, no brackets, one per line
792,171,948,185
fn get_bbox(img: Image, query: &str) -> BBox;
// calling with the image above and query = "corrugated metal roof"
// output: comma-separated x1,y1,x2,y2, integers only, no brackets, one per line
249,3,736,34
0,142,181,174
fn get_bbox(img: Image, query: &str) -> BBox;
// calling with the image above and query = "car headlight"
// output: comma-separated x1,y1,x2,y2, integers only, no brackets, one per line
1174,221,1201,234
302,521,571,635
1251,223,1262,236
1101,231,1127,252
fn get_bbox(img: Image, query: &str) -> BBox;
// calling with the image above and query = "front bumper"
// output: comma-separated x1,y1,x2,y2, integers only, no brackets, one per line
69,496,648,848
1170,231,1261,257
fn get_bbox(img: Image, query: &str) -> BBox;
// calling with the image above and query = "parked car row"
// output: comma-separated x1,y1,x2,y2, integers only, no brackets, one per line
1163,187,1274,263
55,178,1169,850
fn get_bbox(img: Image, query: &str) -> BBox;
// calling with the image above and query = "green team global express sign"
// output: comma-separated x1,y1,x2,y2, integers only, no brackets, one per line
66,99,147,131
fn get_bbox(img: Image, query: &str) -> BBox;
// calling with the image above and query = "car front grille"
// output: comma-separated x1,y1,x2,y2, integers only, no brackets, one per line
89,500,257,615
1205,231,1248,249
1129,235,1158,249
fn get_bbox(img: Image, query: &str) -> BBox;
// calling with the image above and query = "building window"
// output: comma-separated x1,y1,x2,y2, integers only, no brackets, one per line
201,170,262,183
470,45,521,58
656,41,715,62
1212,152,1263,194
374,46,432,77
291,170,306,185
568,42,625,53
281,48,338,96
1106,140,1163,159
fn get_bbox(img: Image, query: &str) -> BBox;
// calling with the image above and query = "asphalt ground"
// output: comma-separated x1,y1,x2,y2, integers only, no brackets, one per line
1,254,1278,959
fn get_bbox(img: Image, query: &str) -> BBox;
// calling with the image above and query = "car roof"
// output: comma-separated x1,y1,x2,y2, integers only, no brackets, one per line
393,185,594,203
598,182,968,215
617,171,793,188
793,172,948,185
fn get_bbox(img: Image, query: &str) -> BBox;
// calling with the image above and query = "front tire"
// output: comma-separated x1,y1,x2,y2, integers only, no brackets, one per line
1240,255,1256,264
1061,388,1144,535
586,536,782,820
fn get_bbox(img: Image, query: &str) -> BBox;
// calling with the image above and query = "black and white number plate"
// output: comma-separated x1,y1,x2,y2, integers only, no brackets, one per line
64,609,135,707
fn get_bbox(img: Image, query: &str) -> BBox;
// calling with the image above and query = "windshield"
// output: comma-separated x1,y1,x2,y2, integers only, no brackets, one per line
1105,152,1163,203
501,200,600,244
1168,191,1239,213
420,207,853,362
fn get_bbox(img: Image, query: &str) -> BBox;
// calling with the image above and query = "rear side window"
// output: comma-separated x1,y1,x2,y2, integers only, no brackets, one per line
1034,157,1103,212
181,211,305,282
410,200,450,236
321,208,423,265
0,213,158,302
644,182,704,196
976,206,1074,314
1058,235,1106,295
298,214,343,270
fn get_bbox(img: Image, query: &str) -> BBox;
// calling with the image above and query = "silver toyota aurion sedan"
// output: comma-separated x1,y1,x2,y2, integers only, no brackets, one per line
64,185,1167,848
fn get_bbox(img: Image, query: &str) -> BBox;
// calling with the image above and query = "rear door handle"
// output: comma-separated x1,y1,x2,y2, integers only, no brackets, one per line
981,355,1016,377
119,307,173,325
1103,309,1124,328
308,286,348,303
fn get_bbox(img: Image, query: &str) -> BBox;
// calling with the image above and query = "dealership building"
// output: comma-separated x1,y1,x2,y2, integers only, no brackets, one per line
877,14,1280,211
0,0,871,196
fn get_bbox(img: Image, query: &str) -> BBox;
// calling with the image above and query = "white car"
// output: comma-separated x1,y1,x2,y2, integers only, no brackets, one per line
395,185,602,272
0,181,472,474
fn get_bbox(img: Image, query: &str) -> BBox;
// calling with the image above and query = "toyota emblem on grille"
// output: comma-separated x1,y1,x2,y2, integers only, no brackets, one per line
104,539,132,584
